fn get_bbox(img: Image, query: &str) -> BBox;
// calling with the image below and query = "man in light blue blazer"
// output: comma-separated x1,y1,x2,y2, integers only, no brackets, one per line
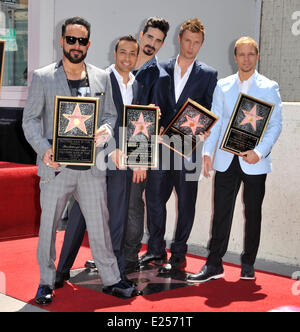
187,37,282,283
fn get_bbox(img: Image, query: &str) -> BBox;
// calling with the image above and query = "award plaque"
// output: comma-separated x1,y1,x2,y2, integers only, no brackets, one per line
0,40,5,87
161,98,219,158
220,93,274,155
121,105,159,168
53,96,99,165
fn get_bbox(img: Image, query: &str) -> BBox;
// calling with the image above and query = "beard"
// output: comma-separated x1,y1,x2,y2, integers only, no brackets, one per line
143,45,156,56
63,48,87,64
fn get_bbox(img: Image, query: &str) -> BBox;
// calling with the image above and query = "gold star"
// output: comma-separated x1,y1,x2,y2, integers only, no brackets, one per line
63,103,92,135
239,105,264,131
131,113,152,139
180,114,205,135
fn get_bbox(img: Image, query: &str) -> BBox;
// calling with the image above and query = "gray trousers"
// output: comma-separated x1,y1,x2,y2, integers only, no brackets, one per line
37,168,120,288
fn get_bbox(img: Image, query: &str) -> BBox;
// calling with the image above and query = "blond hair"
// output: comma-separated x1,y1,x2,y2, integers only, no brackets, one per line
179,18,205,41
234,36,259,55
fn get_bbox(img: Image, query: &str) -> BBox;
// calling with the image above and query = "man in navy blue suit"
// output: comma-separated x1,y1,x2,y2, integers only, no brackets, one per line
124,17,171,271
54,35,145,288
140,18,218,273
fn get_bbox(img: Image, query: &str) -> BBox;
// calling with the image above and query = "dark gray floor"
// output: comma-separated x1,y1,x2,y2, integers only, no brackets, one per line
69,264,190,299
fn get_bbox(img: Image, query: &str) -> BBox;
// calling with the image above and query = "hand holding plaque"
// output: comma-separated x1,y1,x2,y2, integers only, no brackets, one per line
52,96,99,166
220,93,274,155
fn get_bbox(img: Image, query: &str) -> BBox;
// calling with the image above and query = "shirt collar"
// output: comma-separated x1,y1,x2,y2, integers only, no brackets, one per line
134,56,158,76
175,55,195,76
110,64,135,86
237,70,258,85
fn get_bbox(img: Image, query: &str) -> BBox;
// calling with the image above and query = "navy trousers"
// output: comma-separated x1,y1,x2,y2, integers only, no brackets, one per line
145,145,201,258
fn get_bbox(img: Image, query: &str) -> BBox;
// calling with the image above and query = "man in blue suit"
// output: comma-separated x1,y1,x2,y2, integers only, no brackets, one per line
187,37,282,283
124,17,171,271
54,35,145,289
140,18,218,273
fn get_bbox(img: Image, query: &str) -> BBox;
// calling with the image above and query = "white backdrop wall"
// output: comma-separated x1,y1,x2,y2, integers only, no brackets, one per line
34,0,262,79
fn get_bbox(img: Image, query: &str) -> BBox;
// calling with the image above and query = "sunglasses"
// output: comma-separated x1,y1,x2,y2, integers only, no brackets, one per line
64,36,89,46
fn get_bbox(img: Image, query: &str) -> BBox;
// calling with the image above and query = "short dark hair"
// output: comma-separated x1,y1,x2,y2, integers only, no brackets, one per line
62,17,91,39
143,17,170,41
115,35,140,54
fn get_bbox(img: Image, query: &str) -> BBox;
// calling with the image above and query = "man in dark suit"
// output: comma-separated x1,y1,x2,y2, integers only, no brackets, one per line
54,35,145,287
140,18,218,273
124,17,172,271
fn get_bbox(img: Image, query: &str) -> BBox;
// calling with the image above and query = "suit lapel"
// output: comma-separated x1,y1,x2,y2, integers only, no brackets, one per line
176,61,202,108
227,74,240,115
132,80,139,104
55,62,71,96
86,63,97,97
110,71,123,112
166,58,176,103
247,73,261,99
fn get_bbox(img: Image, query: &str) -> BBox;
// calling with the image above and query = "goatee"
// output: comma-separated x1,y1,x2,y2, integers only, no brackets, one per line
63,49,87,64
143,45,156,56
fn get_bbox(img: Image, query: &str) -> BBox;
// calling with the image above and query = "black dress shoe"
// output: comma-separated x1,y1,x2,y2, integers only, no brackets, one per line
158,256,187,274
187,265,224,283
121,274,137,287
54,271,70,289
241,264,256,280
35,285,53,305
139,252,167,266
85,260,97,269
103,280,141,298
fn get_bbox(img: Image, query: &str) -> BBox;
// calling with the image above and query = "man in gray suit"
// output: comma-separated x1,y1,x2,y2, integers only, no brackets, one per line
22,17,136,305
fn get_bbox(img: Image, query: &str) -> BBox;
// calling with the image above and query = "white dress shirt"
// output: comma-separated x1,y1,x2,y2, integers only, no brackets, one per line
104,65,135,155
237,70,258,94
174,56,195,103
108,64,135,105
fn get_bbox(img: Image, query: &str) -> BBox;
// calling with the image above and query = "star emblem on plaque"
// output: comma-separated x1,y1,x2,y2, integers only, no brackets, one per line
239,104,264,132
63,103,93,135
221,93,274,155
131,112,153,139
180,113,206,135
